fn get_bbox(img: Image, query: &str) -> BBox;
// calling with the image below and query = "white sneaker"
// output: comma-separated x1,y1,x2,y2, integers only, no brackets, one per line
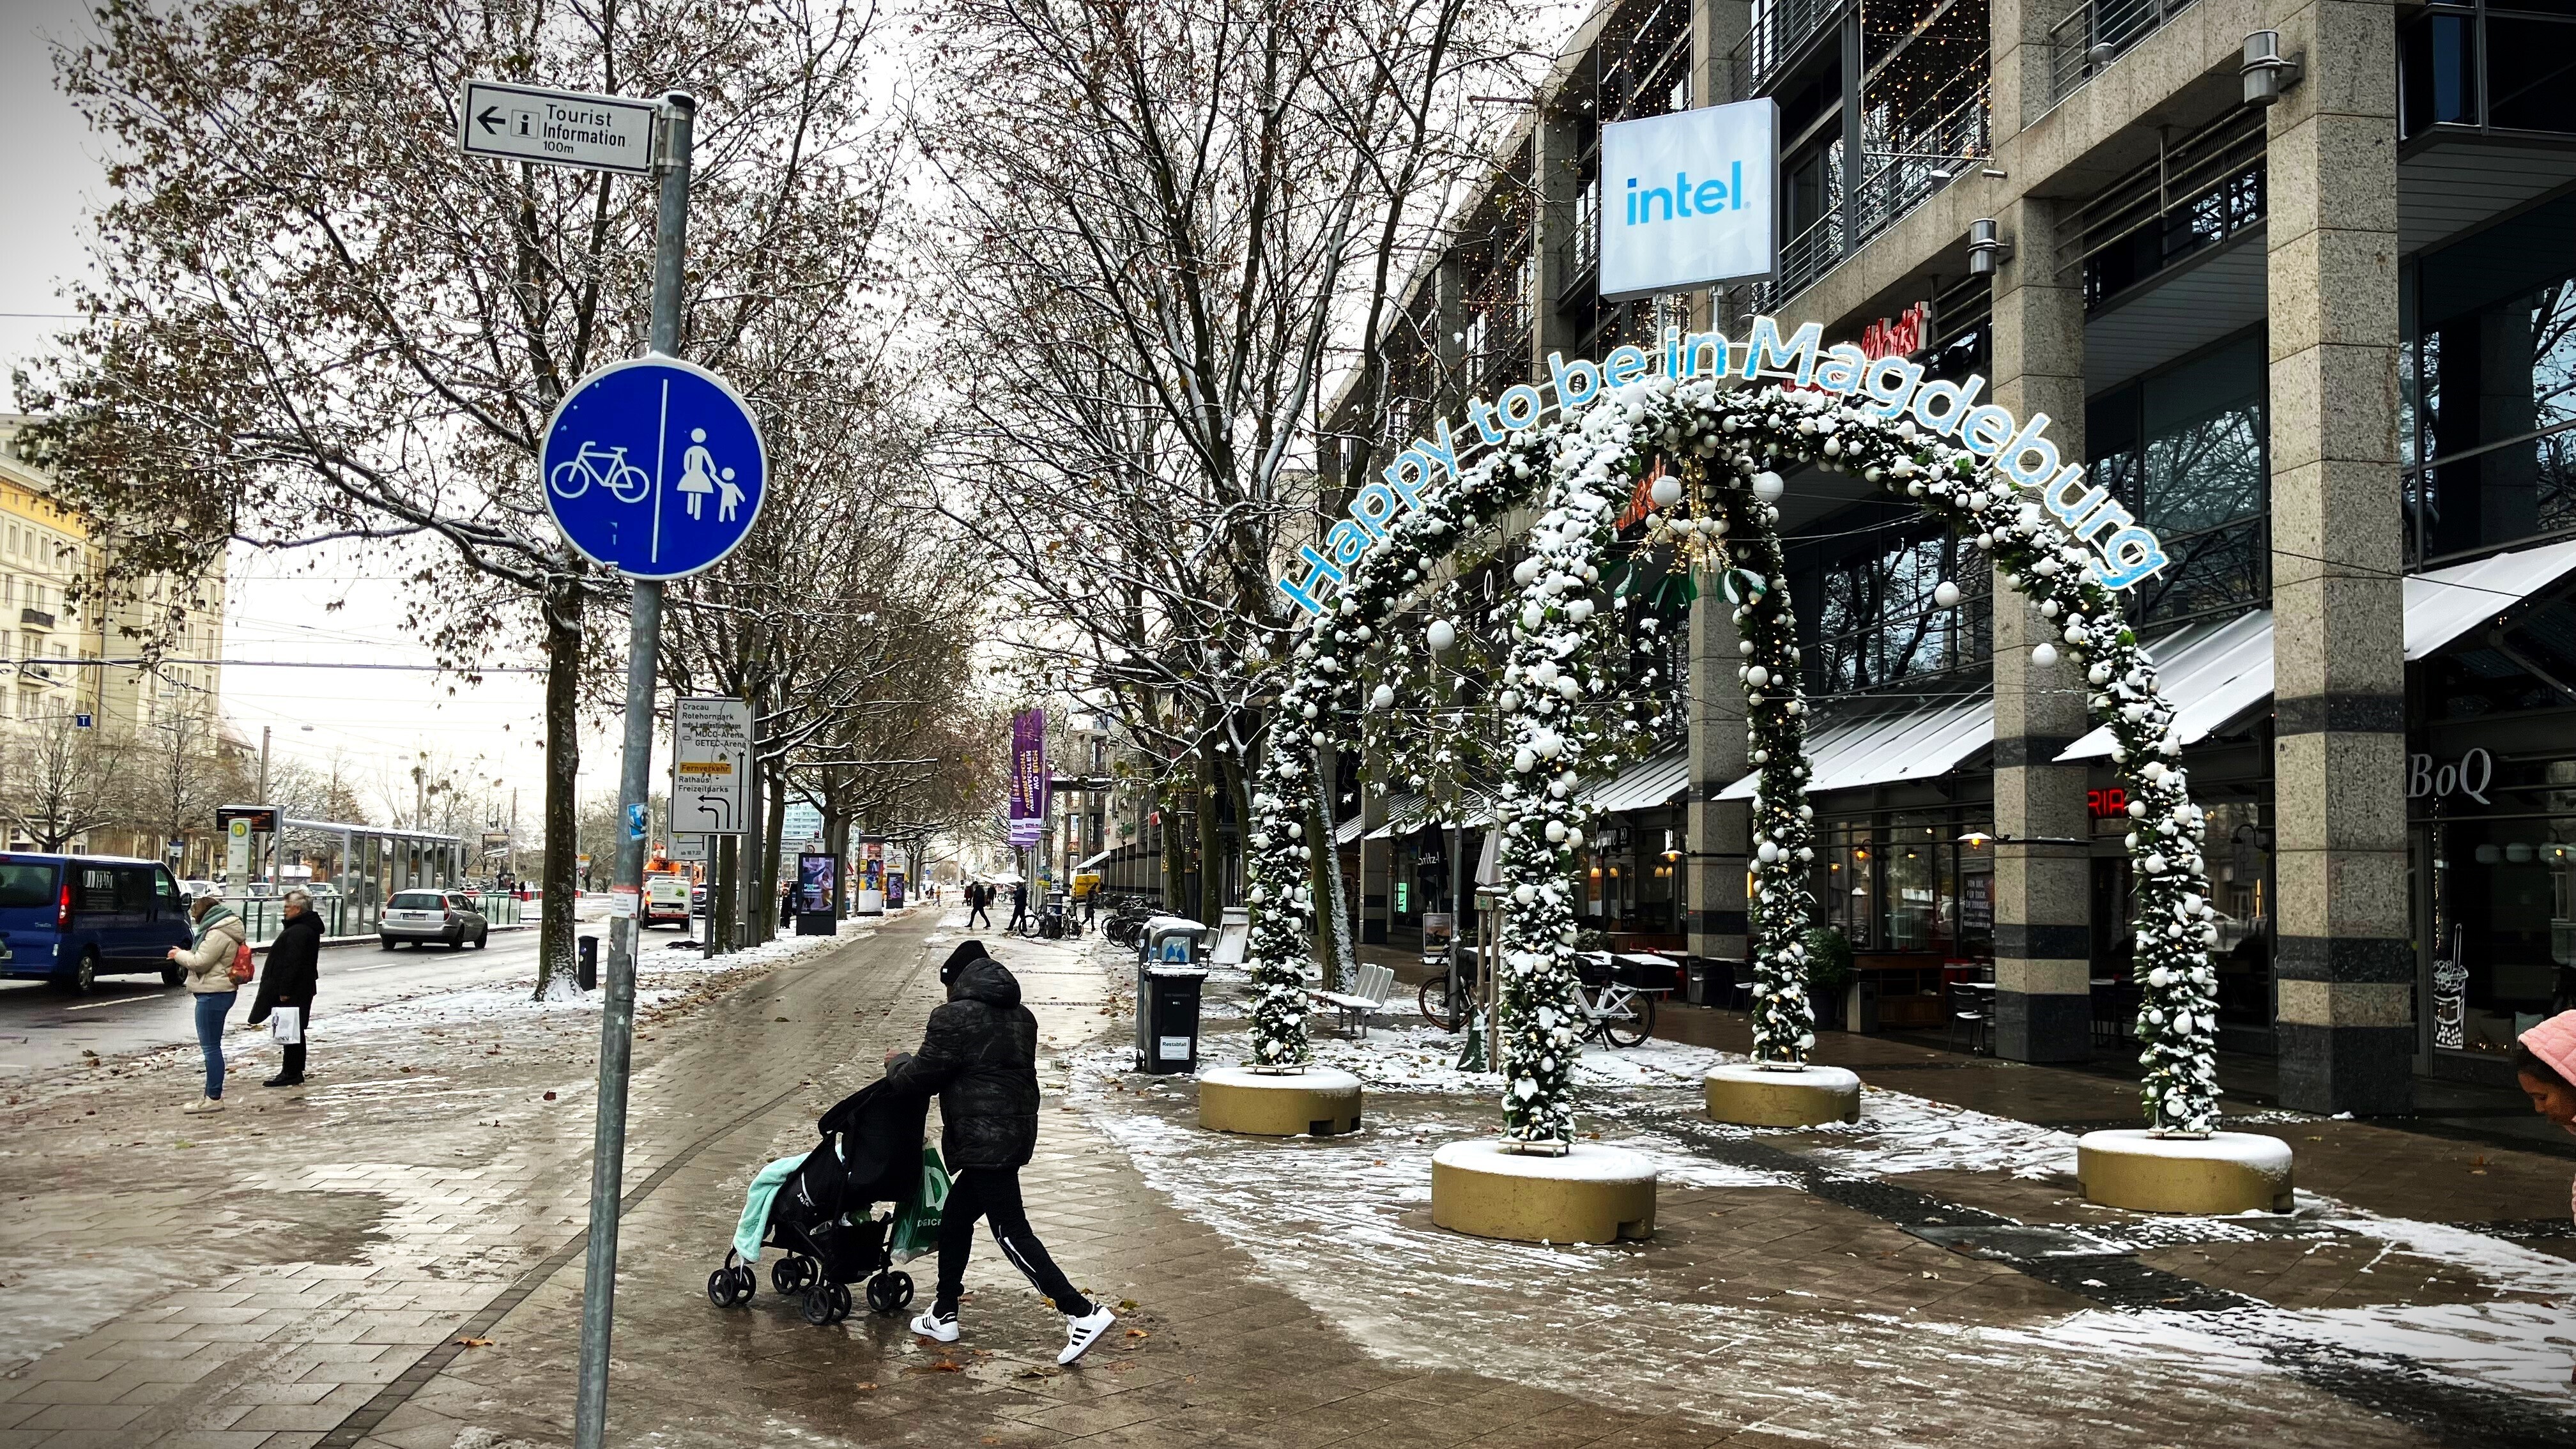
910,1308,958,1343
1057,1305,1116,1365
182,1097,225,1115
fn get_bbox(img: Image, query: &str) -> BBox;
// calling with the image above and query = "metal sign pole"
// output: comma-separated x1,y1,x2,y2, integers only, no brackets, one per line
572,89,693,1449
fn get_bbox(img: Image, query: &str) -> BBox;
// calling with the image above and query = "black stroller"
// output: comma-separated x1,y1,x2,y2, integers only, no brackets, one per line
705,1077,928,1326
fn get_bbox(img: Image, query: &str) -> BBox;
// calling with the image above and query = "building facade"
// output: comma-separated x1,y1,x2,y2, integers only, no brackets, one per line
1322,0,2576,1112
1,417,230,859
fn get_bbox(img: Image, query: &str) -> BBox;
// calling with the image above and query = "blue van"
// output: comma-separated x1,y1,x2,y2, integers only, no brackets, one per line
0,854,196,993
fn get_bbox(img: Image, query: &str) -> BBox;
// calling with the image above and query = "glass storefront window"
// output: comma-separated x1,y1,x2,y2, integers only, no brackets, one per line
2420,756,2576,1058
2404,191,2576,564
1814,815,1992,958
2205,801,2274,1026
2089,332,2270,625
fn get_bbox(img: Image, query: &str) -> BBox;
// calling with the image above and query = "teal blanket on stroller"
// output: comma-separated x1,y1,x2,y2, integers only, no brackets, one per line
733,1153,808,1264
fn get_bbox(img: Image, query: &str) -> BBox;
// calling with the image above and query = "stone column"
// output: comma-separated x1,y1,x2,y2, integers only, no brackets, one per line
1529,105,1583,372
1687,577,1751,972
1358,770,1393,944
1986,192,2094,1062
1986,0,2064,141
2266,0,2411,1115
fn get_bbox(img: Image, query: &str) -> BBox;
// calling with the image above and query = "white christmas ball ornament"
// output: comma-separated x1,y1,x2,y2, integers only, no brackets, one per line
1752,471,1786,502
1649,473,1682,507
2031,642,2058,668
1933,581,1963,608
1513,558,1541,585
1427,619,1457,652
1368,684,1394,710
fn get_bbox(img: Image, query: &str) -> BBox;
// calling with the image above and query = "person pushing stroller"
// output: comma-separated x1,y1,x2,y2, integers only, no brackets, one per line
885,940,1116,1365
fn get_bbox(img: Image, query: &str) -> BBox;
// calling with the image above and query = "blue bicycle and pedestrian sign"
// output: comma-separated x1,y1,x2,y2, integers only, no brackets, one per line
540,356,767,578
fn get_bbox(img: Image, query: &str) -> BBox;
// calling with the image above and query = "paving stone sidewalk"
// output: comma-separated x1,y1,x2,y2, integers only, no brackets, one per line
4,915,2572,1448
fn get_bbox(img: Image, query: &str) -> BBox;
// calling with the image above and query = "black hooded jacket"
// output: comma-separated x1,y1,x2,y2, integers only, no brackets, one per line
882,945,1039,1170
249,908,323,1023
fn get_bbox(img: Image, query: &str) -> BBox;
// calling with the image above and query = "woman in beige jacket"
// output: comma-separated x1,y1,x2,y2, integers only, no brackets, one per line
165,897,247,1114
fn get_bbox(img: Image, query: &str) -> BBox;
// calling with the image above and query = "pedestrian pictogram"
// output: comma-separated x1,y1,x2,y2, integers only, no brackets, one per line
540,356,767,579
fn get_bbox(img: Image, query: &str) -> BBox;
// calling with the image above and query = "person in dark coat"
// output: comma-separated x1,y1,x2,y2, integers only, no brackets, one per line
883,940,1115,1364
965,880,992,930
249,889,323,1087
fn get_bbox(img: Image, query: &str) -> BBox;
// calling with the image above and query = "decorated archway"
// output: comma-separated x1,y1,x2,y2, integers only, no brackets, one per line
1241,321,2237,1179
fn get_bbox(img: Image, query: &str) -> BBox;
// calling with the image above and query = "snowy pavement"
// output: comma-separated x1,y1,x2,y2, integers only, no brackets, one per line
1058,950,2576,1446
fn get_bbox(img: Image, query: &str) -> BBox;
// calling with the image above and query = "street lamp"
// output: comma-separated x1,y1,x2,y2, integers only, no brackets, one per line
2241,31,2304,107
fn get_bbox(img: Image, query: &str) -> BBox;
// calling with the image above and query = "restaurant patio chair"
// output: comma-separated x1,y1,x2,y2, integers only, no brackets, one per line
1947,982,1988,1055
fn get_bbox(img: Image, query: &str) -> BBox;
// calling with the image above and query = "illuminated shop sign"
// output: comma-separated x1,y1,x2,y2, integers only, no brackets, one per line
1278,316,2170,617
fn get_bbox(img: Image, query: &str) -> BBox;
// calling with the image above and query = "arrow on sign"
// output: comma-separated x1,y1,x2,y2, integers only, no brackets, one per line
477,105,506,135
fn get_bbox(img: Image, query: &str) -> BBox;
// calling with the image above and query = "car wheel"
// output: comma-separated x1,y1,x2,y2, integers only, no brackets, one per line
54,951,98,995
162,965,186,987
475,928,489,950
379,937,396,951
446,932,463,951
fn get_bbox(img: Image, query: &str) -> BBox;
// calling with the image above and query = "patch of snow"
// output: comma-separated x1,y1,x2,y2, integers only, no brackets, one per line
1802,1088,2082,1180
1432,1138,1655,1183
2076,1129,2295,1171
1201,1065,1362,1092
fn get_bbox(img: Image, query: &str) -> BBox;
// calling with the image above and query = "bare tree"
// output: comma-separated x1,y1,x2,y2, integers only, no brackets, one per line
23,0,900,992
4,712,121,850
916,0,1524,960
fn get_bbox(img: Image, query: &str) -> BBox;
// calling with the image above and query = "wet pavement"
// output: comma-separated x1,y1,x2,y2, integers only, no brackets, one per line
0,912,2567,1448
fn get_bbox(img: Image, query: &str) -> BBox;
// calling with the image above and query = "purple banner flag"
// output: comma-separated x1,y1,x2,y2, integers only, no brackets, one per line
1008,709,1046,847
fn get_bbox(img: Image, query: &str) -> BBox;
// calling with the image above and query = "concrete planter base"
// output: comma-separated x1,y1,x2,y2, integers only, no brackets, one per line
2075,1130,2295,1214
1703,1062,1862,1127
1196,1066,1363,1137
1429,1141,1657,1243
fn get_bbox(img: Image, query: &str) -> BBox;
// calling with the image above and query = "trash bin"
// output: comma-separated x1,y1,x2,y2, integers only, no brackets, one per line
1850,974,1881,1035
1134,963,1208,1074
577,934,599,992
1140,916,1209,967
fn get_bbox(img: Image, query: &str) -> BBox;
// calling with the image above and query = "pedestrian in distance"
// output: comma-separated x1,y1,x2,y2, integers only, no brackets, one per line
1006,880,1029,935
884,940,1116,1365
165,894,249,1114
250,889,321,1087
965,880,992,930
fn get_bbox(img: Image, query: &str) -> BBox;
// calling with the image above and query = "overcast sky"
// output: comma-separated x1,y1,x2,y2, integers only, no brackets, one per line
1,0,641,827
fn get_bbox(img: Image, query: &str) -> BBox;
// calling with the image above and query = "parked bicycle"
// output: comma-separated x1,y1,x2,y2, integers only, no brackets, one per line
1422,951,1667,1047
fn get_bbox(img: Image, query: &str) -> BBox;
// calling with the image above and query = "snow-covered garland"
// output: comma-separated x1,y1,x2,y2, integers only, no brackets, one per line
1248,372,2225,1138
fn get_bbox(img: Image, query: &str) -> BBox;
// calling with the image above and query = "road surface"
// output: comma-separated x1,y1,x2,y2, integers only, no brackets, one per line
0,901,708,1078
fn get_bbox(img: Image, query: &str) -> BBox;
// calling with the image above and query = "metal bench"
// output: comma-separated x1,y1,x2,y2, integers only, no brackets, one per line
1308,962,1397,1038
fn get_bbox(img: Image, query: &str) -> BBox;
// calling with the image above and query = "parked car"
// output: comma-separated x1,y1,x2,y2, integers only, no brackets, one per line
378,889,490,950
0,854,196,993
690,882,709,917
176,878,221,903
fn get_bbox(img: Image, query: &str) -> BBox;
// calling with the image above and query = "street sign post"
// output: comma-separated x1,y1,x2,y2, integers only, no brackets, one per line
671,697,752,834
458,79,659,176
540,357,767,578
462,84,706,1449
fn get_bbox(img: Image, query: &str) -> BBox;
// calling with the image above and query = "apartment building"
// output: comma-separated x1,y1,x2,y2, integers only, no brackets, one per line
1,417,229,855
1322,0,2576,1114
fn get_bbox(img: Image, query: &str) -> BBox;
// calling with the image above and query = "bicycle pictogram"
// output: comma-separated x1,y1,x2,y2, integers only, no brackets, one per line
548,440,653,503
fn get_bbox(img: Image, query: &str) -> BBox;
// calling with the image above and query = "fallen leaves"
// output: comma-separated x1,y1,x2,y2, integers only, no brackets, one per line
908,1360,967,1374
454,1337,493,1348
543,1091,557,1101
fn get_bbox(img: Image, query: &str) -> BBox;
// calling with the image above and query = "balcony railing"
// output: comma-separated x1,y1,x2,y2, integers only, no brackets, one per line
2047,0,2200,106
1731,0,1853,98
1749,78,1992,310
19,608,54,629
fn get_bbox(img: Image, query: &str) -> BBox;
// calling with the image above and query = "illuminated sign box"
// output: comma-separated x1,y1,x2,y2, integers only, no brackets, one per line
1598,99,1779,301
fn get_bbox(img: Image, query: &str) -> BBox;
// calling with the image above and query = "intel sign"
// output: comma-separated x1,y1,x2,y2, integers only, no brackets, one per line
1598,99,1777,301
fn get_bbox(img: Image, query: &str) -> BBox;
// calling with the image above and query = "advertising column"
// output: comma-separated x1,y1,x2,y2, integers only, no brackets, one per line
857,836,887,916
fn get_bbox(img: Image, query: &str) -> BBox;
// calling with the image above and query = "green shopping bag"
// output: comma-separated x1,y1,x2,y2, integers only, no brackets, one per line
887,1146,949,1263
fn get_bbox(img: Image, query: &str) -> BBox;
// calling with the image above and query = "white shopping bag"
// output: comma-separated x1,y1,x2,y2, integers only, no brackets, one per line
270,1007,303,1045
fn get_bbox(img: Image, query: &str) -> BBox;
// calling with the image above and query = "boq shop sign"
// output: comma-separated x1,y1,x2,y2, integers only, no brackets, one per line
1598,98,1779,302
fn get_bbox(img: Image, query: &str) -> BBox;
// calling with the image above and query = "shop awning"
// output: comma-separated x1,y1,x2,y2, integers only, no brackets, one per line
1582,747,1691,815
1715,693,1993,801
2056,535,2576,762
2402,535,2576,657
2057,609,2276,762
1074,848,1114,870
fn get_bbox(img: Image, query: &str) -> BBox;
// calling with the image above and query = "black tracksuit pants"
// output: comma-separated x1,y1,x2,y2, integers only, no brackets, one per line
934,1167,1091,1319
